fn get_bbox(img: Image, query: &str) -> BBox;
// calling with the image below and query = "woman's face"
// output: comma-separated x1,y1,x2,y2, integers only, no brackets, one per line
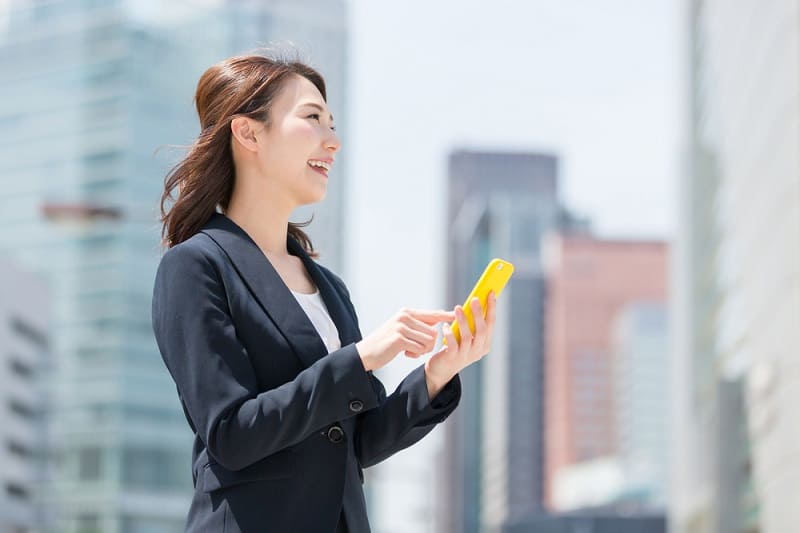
256,74,340,206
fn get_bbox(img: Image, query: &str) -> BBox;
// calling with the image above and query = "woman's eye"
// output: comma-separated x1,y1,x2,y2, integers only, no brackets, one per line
308,113,336,131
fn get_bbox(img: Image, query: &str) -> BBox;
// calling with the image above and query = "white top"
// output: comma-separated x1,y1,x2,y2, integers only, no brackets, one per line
290,289,342,354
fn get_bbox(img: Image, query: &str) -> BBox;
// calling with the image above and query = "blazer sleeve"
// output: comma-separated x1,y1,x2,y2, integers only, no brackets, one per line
355,367,461,468
325,270,462,469
151,243,381,472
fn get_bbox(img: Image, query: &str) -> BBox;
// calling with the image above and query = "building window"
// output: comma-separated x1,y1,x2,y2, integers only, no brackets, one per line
76,514,100,533
5,482,30,500
81,149,120,169
122,516,185,533
122,447,189,490
7,439,33,459
10,317,47,349
8,400,36,419
78,447,102,481
9,358,35,379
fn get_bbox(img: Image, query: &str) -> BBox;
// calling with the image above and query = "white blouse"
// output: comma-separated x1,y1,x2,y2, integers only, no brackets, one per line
290,289,342,354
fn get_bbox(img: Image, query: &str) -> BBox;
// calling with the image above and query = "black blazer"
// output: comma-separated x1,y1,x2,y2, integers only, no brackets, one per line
151,213,461,533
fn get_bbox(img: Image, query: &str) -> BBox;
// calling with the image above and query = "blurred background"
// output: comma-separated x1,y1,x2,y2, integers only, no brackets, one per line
0,0,797,532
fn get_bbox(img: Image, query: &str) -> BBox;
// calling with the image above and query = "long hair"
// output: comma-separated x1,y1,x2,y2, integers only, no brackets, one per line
159,51,326,254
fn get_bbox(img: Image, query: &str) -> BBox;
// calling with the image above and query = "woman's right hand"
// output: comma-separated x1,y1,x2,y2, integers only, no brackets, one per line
355,308,456,372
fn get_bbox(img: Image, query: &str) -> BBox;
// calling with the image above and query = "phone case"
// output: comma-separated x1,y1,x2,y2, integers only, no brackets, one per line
446,258,514,345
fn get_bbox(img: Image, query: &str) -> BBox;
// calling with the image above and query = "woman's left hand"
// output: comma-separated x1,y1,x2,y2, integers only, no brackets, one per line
424,292,497,398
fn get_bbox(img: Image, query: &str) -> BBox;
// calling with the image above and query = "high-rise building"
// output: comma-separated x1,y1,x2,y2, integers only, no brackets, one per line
0,259,50,533
542,236,667,509
0,1,348,531
0,3,225,531
437,149,589,533
672,1,800,532
612,301,669,508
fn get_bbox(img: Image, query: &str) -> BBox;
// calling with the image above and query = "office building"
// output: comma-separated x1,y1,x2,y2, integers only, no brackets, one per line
542,236,667,509
672,1,800,532
0,259,50,533
612,302,669,509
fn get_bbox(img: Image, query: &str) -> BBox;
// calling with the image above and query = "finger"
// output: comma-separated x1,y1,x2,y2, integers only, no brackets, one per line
400,324,437,353
404,314,441,339
407,309,457,325
455,305,473,344
401,337,428,356
471,297,487,337
486,291,497,325
404,315,448,354
442,323,457,352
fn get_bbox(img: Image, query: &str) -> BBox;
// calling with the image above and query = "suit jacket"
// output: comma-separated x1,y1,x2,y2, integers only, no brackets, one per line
151,213,461,533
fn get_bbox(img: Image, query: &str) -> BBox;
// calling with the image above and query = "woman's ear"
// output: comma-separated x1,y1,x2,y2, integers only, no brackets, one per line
230,116,260,152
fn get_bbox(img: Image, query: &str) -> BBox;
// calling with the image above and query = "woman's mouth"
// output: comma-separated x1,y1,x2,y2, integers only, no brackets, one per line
308,160,331,177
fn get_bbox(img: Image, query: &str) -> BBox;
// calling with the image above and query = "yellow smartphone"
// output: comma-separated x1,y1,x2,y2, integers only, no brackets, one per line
446,258,514,345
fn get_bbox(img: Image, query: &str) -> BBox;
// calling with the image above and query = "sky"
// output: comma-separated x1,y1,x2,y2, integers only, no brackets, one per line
344,1,683,529
347,0,683,325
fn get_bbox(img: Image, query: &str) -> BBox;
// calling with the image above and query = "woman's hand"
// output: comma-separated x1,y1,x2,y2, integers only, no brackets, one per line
356,308,456,372
424,292,497,398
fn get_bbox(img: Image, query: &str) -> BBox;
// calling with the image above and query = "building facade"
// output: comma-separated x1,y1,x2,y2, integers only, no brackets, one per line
542,236,667,509
672,1,800,532
612,302,669,508
0,259,50,533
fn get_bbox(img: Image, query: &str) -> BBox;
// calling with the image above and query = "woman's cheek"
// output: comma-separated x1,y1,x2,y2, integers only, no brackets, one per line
287,120,316,140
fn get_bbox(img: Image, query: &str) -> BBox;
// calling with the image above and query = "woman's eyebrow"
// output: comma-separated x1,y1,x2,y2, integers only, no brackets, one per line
300,102,334,122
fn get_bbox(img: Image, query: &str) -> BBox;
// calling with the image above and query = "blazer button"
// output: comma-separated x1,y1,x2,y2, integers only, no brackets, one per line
349,400,364,413
327,425,344,443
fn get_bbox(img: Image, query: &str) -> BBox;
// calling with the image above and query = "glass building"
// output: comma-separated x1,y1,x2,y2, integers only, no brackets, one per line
0,259,50,533
672,1,800,532
0,1,348,531
612,301,669,509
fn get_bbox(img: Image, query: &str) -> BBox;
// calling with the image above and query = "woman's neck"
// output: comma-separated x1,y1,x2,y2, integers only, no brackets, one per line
225,180,294,257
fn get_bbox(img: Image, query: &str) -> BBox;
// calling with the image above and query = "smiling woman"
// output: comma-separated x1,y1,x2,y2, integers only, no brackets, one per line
152,50,498,533
159,53,335,255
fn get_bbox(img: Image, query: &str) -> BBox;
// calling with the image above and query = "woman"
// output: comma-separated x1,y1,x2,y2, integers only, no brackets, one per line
151,52,497,533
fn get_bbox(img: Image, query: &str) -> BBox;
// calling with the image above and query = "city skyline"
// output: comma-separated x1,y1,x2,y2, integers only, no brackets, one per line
7,2,797,533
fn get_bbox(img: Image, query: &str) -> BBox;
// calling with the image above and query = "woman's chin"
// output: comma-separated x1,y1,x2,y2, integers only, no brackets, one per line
299,189,327,206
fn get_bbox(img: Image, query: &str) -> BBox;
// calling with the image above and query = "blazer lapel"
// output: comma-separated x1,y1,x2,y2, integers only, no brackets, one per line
199,213,357,369
287,237,361,347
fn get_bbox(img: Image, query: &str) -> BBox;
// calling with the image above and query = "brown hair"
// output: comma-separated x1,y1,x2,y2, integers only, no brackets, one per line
159,51,326,255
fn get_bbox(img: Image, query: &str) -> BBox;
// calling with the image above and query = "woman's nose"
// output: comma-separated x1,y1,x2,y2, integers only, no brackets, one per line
326,130,341,153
